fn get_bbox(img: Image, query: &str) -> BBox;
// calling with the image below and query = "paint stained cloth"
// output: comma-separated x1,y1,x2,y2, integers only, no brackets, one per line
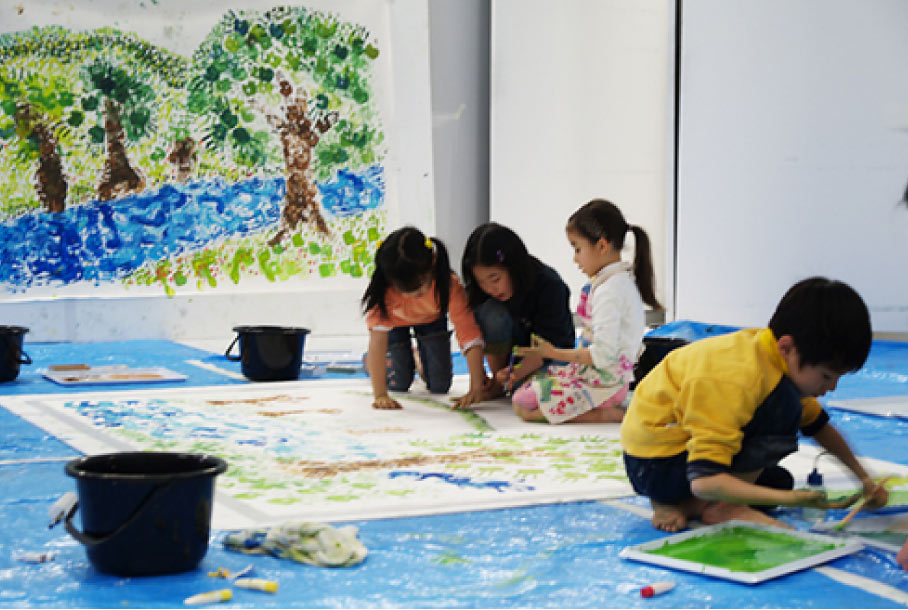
224,521,367,567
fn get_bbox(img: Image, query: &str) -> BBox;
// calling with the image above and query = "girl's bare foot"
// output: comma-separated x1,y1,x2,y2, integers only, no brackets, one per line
651,501,688,532
570,406,625,423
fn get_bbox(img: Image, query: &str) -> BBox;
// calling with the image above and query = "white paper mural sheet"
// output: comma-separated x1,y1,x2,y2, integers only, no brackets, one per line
0,380,633,530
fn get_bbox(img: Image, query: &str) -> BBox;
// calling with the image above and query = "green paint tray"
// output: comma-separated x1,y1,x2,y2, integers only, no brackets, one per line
620,520,863,584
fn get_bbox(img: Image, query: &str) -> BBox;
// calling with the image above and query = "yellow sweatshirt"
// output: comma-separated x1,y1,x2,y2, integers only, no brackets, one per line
621,328,825,470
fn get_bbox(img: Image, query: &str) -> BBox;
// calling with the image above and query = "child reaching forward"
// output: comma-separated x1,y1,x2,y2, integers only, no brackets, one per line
513,199,660,423
621,277,888,532
461,222,576,399
361,226,486,410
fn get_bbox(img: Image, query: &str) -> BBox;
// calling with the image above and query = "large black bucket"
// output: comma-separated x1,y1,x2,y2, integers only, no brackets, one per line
631,336,690,389
225,325,310,381
64,452,227,576
0,325,32,383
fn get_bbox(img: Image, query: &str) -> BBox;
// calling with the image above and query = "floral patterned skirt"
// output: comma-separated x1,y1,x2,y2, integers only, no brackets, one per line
515,356,634,424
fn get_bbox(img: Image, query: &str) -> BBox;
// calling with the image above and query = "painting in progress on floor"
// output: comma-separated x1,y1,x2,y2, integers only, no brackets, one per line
2,379,634,529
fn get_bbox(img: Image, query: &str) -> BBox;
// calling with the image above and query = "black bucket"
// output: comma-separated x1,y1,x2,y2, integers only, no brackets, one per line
64,452,227,576
0,325,32,382
225,325,310,381
631,336,690,389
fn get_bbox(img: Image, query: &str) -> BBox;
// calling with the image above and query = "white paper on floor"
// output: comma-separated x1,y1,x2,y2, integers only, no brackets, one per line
1,377,632,530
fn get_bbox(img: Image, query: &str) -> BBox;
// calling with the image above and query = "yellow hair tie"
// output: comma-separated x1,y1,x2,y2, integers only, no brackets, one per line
424,237,433,250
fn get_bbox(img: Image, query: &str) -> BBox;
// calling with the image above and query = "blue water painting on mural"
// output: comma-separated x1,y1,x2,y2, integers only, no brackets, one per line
389,471,536,493
0,166,384,290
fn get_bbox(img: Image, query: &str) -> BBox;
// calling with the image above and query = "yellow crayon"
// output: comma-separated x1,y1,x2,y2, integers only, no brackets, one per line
234,578,279,593
183,589,232,605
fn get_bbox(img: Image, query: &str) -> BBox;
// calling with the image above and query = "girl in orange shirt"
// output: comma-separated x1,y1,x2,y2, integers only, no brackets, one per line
361,226,486,410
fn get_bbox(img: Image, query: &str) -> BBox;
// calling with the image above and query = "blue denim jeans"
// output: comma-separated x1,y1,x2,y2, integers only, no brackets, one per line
473,299,518,356
385,316,452,393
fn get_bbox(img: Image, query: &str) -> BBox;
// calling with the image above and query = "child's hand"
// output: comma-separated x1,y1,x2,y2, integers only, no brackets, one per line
373,395,402,410
481,376,505,400
861,477,890,510
513,334,552,360
494,366,520,394
452,385,484,410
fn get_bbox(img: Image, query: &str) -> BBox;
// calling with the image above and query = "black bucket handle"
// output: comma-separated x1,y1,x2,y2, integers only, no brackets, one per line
224,335,241,361
0,332,31,365
63,481,172,548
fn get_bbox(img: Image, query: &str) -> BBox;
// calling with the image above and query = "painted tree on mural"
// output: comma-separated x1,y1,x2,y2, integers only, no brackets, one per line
0,27,190,214
187,6,384,240
0,65,80,212
81,60,154,201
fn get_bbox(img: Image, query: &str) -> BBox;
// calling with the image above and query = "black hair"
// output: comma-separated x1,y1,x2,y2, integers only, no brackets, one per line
461,222,538,308
566,199,661,309
768,277,871,372
360,226,451,318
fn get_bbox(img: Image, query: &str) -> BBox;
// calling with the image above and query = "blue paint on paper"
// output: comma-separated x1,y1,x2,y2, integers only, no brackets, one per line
319,166,384,217
0,166,384,291
389,471,535,493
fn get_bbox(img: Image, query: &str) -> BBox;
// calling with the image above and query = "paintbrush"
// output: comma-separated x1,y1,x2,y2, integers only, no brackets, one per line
504,348,516,396
833,476,892,531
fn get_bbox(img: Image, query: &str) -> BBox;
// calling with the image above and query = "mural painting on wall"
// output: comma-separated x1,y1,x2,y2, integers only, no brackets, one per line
0,1,392,297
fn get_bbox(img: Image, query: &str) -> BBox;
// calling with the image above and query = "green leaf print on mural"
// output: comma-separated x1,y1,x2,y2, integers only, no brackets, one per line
326,495,359,502
517,469,544,478
588,462,618,473
550,463,576,471
434,550,471,566
351,482,375,490
267,497,301,505
385,490,415,497
233,492,263,499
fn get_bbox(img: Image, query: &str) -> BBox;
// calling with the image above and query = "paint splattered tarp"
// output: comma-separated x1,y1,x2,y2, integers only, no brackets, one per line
0,340,245,395
0,379,633,529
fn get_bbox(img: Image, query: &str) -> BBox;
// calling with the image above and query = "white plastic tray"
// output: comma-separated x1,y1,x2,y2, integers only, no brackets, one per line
619,520,863,584
43,365,187,385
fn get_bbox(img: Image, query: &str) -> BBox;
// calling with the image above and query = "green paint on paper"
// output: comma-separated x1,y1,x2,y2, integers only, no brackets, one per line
646,526,840,573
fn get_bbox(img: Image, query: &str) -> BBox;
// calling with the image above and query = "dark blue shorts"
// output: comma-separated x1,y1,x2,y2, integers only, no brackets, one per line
623,452,694,505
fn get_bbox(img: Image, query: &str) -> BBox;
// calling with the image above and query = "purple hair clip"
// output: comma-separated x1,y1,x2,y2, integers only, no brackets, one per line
496,249,504,263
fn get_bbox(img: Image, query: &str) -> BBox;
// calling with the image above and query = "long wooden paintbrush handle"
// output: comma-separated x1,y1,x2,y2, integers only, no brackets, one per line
835,476,892,530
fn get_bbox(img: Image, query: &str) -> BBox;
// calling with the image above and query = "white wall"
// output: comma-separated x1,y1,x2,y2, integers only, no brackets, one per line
428,0,490,269
676,0,908,331
489,0,675,313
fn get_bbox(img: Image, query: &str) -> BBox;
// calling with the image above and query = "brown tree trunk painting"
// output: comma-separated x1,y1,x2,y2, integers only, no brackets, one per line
267,89,335,244
97,99,145,201
167,137,197,182
17,103,69,213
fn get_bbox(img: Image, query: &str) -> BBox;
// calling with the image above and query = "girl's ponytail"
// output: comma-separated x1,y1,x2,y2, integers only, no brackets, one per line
427,236,452,314
629,225,661,310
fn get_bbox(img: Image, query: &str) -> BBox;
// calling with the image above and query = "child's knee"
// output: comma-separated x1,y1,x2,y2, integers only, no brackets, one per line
415,331,452,393
385,341,415,391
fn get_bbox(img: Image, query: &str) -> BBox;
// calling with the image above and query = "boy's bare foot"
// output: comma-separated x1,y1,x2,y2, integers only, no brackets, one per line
701,501,791,529
651,501,688,532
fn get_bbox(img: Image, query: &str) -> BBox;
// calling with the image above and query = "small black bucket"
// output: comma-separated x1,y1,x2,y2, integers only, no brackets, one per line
64,452,227,576
631,336,690,389
0,325,32,382
225,325,310,381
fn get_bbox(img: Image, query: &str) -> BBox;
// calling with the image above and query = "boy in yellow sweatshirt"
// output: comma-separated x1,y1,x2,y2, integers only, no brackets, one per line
621,277,888,532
